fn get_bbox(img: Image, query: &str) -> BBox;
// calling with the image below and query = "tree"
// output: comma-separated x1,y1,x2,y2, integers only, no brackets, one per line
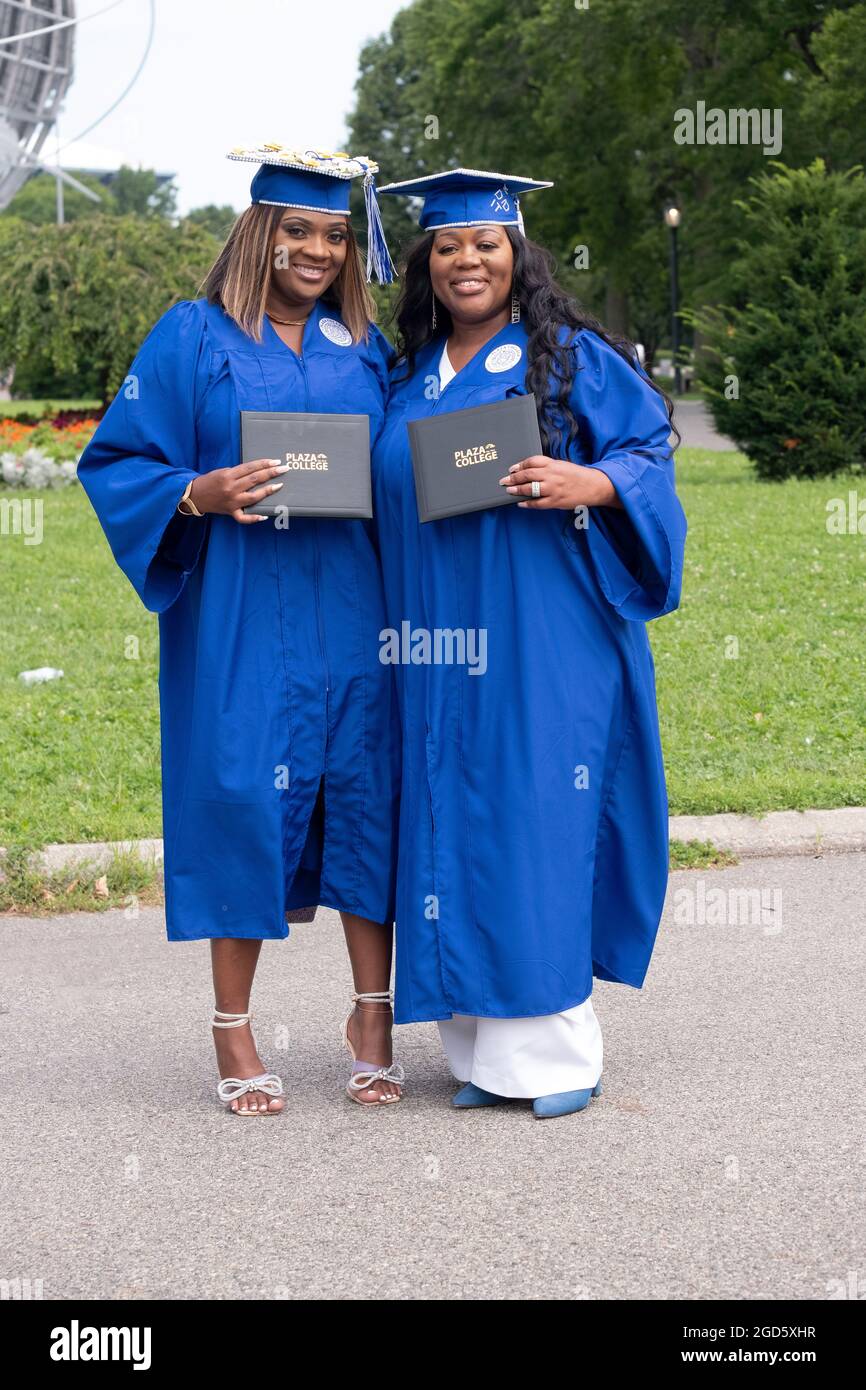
1,165,180,225
110,166,177,219
802,3,866,169
346,0,863,342
689,161,866,479
0,171,113,224
184,204,239,239
0,215,218,402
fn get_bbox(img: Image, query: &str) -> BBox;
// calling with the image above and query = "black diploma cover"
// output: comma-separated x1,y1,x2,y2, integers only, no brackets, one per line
407,393,543,523
241,410,372,519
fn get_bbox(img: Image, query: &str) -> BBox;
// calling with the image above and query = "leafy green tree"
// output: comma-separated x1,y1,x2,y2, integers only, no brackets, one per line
802,3,866,169
347,0,863,341
688,161,866,479
0,171,113,224
110,166,178,219
0,215,218,402
1,165,180,225
184,204,239,239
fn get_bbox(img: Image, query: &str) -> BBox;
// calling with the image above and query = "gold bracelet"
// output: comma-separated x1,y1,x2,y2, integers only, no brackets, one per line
177,480,203,517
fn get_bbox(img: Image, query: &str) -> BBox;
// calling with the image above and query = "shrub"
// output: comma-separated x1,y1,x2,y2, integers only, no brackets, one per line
0,214,218,403
689,161,866,480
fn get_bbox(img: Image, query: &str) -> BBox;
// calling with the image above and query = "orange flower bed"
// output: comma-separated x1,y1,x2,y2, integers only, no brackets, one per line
0,420,36,445
0,416,100,457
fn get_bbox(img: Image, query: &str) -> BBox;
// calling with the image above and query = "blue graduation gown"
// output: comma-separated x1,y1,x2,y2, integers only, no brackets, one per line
78,297,399,940
371,323,687,1023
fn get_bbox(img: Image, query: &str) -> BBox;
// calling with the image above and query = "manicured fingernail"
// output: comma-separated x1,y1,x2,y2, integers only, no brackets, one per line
274,463,291,471
268,483,283,492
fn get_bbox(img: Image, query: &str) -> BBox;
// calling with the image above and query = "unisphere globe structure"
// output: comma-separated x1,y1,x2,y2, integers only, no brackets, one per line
0,1,76,210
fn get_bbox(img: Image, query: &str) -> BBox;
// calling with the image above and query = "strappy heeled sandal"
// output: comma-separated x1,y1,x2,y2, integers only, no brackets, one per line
340,990,406,1105
212,1009,284,1115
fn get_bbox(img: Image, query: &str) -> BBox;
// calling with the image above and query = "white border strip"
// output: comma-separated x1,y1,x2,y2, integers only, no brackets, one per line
379,166,553,192
255,199,350,213
427,217,522,228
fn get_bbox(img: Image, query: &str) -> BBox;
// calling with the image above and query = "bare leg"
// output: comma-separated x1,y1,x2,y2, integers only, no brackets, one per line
340,912,401,1103
211,938,284,1114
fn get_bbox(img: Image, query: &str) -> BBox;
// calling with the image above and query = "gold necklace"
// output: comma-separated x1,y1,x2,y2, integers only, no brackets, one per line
267,311,310,326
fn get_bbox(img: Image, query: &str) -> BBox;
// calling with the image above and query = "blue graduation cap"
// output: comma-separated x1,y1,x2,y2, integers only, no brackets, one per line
227,144,395,284
377,167,553,234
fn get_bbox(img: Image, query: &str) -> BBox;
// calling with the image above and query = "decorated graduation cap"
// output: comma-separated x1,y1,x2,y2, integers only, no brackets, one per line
227,143,395,284
377,166,553,234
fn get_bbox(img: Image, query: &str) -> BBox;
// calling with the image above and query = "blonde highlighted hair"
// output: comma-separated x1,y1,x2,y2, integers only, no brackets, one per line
200,203,376,343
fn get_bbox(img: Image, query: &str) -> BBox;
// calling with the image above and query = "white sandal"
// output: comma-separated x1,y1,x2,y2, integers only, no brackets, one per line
340,990,406,1105
212,1010,284,1115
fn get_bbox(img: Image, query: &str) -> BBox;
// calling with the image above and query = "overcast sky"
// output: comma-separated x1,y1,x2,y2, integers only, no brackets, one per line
54,0,406,213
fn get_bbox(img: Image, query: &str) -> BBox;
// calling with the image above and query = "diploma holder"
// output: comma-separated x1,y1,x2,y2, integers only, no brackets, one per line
240,410,373,519
407,393,543,524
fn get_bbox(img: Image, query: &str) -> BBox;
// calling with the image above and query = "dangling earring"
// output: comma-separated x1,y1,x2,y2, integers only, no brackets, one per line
431,292,438,332
510,291,521,324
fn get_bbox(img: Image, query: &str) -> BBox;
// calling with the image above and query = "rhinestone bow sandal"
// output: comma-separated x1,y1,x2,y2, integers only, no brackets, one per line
340,990,406,1105
212,1009,285,1115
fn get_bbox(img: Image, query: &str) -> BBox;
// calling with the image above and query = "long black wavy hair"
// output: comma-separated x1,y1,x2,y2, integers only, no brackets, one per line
391,226,679,455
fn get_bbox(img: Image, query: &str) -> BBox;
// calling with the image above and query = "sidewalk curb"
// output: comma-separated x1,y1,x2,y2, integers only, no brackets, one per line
35,839,164,873
669,808,866,858
22,808,866,873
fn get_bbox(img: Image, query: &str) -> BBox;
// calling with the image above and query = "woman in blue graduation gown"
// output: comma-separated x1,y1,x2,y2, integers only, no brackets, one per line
373,169,687,1117
78,147,405,1112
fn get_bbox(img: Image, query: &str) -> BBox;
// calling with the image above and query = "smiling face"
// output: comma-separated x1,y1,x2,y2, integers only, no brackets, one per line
270,208,350,311
428,224,514,327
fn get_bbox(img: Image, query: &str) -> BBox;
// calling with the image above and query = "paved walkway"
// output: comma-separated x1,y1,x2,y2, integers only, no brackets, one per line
2,850,862,1300
673,397,735,451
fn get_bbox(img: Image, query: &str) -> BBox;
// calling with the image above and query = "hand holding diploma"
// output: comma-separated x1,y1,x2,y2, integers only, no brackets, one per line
189,458,290,523
500,455,623,510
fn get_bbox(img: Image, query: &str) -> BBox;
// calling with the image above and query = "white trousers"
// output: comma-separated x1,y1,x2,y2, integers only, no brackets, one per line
438,997,603,1099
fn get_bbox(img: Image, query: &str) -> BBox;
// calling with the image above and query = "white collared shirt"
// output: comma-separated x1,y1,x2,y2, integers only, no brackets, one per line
438,341,457,391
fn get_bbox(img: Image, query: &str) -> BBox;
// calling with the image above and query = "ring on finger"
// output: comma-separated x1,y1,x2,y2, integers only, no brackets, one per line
530,480,541,499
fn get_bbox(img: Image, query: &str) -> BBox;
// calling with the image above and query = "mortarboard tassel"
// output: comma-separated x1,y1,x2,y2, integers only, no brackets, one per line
363,172,396,285
516,199,525,236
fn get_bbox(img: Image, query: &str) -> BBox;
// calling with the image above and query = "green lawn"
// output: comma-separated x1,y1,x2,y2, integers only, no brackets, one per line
1,448,864,844
658,450,866,814
0,399,101,417
2,485,161,844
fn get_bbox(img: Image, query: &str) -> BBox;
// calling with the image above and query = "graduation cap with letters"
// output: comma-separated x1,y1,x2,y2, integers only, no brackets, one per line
377,167,553,234
228,143,395,284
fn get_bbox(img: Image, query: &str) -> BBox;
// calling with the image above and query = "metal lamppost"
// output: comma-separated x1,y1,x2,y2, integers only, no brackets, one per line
663,204,682,395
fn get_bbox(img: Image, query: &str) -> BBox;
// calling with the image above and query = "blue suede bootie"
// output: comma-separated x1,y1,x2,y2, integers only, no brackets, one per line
452,1082,506,1108
532,1077,603,1119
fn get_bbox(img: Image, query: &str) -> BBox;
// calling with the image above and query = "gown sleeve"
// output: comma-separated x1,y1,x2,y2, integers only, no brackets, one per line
567,330,687,621
362,324,397,562
365,323,396,407
77,300,211,614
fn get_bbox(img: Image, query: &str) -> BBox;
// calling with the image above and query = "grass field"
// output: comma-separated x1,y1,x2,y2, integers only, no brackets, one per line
0,399,101,417
656,450,866,814
1,447,864,846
